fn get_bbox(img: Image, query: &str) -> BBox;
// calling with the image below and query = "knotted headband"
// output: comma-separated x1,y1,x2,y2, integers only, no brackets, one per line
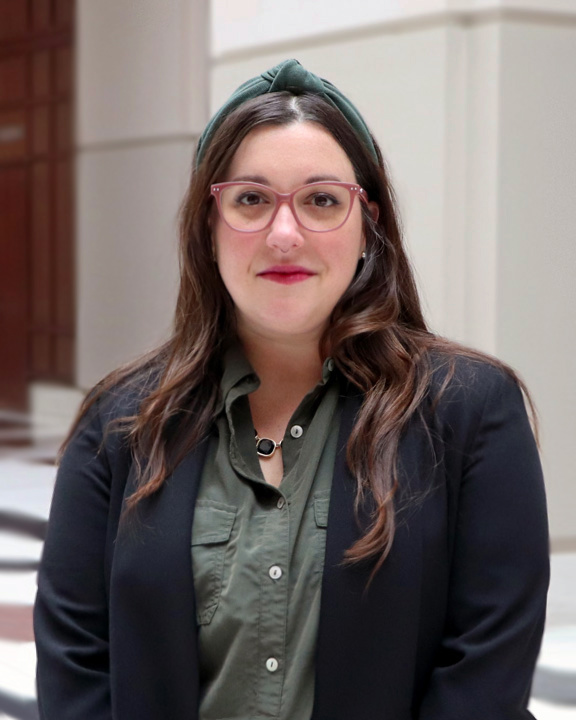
195,58,378,166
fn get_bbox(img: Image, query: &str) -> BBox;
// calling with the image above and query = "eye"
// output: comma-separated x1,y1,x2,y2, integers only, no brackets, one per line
235,191,270,206
306,192,340,208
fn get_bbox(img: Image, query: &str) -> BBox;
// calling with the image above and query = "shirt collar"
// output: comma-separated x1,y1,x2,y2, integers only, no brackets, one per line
214,344,259,416
215,343,336,415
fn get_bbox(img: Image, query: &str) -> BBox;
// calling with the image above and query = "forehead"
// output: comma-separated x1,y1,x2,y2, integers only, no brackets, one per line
224,122,357,186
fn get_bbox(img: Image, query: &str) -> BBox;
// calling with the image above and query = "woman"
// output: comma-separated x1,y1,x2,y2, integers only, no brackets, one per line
34,59,549,719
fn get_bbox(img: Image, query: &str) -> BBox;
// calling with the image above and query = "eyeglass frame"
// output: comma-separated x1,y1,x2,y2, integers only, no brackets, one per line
210,181,368,233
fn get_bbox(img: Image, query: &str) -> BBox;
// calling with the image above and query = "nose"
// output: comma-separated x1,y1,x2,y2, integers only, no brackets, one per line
265,201,304,253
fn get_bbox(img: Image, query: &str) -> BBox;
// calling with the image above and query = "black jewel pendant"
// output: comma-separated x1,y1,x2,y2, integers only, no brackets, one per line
255,434,282,457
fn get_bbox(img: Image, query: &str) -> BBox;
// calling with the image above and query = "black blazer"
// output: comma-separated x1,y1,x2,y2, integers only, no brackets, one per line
34,357,549,719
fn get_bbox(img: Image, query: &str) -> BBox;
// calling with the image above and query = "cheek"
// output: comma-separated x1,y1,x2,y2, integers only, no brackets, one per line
215,235,248,270
333,224,365,276
213,223,236,268
214,244,236,292
213,230,256,300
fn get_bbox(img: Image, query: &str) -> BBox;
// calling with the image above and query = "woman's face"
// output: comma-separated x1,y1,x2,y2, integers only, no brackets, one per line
212,122,367,345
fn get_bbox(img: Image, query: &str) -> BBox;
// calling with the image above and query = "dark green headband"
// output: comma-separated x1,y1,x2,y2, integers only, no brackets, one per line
195,58,378,166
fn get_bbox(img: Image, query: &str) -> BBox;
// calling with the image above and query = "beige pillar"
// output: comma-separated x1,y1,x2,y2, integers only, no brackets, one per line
76,0,208,388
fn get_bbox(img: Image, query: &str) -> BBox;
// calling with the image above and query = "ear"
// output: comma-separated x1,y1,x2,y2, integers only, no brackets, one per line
367,201,379,222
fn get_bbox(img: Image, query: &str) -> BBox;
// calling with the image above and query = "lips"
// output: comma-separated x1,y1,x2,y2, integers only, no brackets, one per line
257,265,316,285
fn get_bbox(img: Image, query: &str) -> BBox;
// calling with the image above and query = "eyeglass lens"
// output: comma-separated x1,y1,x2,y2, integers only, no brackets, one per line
218,184,353,232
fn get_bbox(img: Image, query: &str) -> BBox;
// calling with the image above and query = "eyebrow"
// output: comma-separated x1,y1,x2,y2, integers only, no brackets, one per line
229,174,344,185
306,174,342,184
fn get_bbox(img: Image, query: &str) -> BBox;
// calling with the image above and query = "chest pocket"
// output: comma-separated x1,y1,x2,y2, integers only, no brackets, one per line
191,500,236,626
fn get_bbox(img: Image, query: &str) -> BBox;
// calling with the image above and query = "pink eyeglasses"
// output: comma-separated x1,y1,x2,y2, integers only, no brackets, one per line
210,181,368,233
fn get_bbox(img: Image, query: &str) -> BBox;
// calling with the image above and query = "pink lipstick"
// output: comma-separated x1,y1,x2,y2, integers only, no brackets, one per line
257,265,315,285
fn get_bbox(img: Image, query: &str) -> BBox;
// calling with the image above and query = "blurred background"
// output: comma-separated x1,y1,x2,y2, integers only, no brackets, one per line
0,0,575,717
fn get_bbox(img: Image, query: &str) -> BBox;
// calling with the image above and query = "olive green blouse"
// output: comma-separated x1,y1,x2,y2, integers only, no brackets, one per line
192,346,341,719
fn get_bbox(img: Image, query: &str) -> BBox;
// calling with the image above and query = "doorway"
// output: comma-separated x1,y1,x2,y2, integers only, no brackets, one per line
0,0,75,411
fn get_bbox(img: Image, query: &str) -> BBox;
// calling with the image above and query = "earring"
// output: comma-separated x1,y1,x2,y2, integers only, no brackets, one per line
361,251,366,260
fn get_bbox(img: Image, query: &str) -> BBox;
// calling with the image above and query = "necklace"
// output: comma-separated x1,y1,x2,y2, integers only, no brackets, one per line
254,431,283,457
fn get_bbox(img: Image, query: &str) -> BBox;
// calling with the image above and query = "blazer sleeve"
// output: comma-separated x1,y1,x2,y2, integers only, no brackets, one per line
34,399,120,720
418,367,550,719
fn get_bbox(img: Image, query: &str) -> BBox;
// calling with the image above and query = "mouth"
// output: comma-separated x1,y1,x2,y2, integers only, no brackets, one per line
257,265,316,285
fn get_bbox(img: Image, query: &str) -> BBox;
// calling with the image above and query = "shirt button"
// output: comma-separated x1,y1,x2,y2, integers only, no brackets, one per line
266,657,279,673
290,425,303,439
269,565,282,580
276,497,285,509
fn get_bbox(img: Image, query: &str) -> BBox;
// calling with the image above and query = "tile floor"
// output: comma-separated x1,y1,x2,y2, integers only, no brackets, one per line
0,411,575,719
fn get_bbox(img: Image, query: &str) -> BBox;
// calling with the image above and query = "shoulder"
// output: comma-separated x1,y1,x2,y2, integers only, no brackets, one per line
96,376,154,427
422,348,531,445
79,364,161,429
426,347,523,408
65,370,159,472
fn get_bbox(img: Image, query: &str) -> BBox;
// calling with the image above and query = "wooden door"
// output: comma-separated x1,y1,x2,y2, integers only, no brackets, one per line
0,0,75,411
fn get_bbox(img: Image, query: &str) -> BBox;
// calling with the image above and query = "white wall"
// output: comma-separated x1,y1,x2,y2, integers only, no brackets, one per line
463,20,501,351
496,18,576,542
211,0,576,57
78,0,207,143
75,0,208,388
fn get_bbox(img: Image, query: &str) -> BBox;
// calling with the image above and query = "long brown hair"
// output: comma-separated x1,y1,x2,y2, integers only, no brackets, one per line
63,92,534,572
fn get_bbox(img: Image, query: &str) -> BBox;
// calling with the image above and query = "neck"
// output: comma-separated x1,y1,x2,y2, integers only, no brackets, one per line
237,328,325,438
241,332,324,390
